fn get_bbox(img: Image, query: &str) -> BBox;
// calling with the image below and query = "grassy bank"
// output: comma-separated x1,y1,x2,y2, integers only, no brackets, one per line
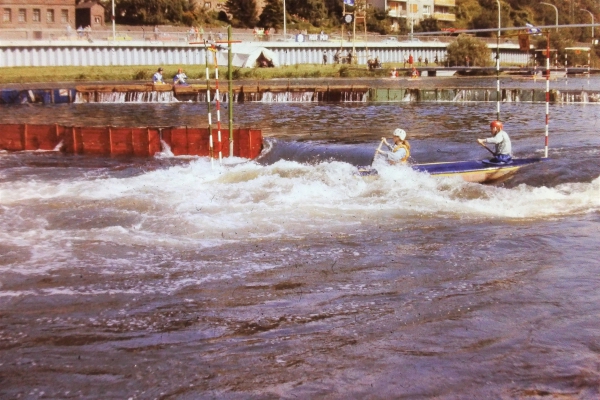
0,64,396,85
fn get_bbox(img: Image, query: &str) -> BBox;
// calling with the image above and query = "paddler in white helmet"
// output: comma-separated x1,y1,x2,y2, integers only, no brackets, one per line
378,128,411,164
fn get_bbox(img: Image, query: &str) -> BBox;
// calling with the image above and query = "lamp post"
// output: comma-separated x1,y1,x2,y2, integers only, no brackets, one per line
111,0,116,40
580,9,594,38
541,2,558,32
283,0,286,38
408,0,414,40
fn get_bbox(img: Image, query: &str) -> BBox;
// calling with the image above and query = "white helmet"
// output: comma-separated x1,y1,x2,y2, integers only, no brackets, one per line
393,128,406,141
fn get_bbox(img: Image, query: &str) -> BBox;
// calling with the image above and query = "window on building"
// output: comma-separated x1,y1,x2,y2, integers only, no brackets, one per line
18,8,26,22
61,9,68,23
94,16,101,24
204,2,211,9
3,8,11,23
33,9,41,22
47,9,55,23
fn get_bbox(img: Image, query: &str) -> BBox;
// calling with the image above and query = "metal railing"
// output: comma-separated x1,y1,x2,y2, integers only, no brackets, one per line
0,28,455,45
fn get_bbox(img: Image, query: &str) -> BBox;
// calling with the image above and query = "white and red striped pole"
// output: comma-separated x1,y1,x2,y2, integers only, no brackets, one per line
544,31,550,158
204,41,214,169
212,47,223,163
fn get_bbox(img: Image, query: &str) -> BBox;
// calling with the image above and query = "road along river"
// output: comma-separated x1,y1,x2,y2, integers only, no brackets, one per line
1,77,599,398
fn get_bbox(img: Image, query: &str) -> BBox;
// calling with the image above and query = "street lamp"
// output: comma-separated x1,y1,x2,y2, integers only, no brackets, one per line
541,2,558,32
111,0,116,40
408,0,414,40
283,0,286,38
580,9,594,38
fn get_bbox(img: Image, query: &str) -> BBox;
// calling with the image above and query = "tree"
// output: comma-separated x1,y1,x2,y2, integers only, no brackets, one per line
323,0,343,20
112,0,197,25
225,0,259,28
446,34,492,66
259,0,284,29
287,0,328,27
366,7,391,35
418,17,439,33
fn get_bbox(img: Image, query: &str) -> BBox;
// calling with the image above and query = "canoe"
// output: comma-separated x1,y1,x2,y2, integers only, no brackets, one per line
357,158,544,183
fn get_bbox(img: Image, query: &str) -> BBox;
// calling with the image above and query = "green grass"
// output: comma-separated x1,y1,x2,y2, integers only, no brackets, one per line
0,64,395,84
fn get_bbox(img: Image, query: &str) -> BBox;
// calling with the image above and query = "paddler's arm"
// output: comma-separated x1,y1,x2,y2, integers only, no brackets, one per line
381,137,393,151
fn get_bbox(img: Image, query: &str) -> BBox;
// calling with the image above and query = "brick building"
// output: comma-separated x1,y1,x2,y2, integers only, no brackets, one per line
1,0,76,29
75,0,104,29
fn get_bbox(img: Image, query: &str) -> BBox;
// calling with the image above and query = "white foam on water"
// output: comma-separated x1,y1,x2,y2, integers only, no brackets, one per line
1,157,599,284
2,157,599,230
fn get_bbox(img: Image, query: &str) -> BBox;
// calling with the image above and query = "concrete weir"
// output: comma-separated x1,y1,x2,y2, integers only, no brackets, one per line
2,84,600,104
72,83,371,103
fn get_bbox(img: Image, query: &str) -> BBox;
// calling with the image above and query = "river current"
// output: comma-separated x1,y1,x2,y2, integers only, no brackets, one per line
1,77,599,399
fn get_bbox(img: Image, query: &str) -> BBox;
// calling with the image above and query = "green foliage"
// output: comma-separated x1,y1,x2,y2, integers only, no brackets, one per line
366,7,391,35
112,0,198,26
446,34,492,67
225,0,259,28
259,0,284,29
287,0,328,27
418,18,439,33
338,65,350,77
133,69,152,80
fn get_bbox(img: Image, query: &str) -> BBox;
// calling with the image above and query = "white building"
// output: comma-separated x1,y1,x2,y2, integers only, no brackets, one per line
368,0,456,31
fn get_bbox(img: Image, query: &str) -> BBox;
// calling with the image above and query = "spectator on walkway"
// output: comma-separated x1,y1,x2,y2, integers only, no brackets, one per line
323,51,328,65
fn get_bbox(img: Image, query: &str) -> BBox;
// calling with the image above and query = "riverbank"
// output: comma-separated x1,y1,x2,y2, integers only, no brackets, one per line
0,64,393,85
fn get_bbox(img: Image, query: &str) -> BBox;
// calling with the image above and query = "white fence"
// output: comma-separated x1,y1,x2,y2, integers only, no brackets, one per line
0,33,530,68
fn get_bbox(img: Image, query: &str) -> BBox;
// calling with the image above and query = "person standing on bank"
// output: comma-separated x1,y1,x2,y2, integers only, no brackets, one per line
478,120,512,163
322,51,327,65
378,128,411,164
153,67,165,84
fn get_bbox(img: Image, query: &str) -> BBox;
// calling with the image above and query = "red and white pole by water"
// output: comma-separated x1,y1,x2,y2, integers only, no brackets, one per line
544,31,550,158
205,44,223,167
213,49,223,164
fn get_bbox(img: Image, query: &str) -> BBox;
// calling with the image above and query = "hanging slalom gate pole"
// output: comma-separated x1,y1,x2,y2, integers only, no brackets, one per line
495,0,501,121
204,40,214,169
212,46,223,164
544,30,550,158
228,25,234,158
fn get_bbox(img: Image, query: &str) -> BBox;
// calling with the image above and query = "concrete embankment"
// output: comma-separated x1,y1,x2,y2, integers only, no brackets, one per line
1,82,598,104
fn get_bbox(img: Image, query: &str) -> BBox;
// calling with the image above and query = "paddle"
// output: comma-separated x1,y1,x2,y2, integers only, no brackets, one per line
478,141,495,156
371,138,386,165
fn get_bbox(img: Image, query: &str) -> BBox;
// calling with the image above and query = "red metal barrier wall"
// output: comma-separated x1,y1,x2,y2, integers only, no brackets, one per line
0,124,262,159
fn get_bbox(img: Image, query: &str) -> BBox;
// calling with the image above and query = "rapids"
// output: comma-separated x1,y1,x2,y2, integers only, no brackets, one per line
1,77,599,398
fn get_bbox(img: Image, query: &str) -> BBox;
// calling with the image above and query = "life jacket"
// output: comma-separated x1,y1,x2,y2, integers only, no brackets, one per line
392,142,410,163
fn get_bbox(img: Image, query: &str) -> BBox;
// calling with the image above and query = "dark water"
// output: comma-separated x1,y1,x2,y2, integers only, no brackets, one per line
1,78,599,399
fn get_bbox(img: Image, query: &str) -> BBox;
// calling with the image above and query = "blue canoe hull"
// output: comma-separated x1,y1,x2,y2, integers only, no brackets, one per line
359,158,544,183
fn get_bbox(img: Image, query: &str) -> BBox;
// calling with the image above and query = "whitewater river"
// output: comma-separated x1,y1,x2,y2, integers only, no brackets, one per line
1,77,599,398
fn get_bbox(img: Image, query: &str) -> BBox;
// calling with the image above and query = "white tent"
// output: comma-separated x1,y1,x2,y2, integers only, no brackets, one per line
215,45,280,68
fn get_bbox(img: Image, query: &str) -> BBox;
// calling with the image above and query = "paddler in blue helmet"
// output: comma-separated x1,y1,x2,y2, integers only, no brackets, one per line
478,120,512,163
379,128,410,164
